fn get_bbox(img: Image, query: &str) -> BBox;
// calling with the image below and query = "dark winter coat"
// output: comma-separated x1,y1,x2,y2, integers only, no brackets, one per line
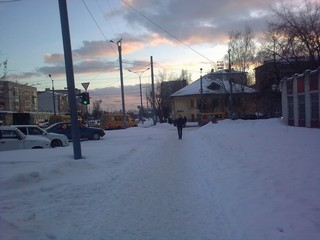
175,117,185,129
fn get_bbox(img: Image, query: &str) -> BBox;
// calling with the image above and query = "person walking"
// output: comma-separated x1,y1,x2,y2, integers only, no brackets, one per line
175,114,184,139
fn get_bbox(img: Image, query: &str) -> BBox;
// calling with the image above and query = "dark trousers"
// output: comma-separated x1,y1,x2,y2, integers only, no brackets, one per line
177,127,183,139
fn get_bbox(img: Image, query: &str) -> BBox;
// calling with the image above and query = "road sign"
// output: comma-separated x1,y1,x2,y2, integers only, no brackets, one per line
81,82,90,90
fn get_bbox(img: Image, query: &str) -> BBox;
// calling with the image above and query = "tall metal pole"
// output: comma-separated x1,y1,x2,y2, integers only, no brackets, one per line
200,68,203,113
139,74,143,110
228,49,233,119
118,41,126,129
49,74,56,115
150,56,156,125
145,88,149,112
128,67,150,112
110,39,126,129
58,0,82,159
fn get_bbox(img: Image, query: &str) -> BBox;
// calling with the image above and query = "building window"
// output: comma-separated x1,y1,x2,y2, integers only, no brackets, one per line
288,96,294,120
309,73,318,91
287,80,293,94
298,95,305,120
297,77,305,93
311,93,319,120
191,99,194,108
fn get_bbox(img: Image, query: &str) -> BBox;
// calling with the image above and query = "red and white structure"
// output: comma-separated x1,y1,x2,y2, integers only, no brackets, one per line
281,67,320,128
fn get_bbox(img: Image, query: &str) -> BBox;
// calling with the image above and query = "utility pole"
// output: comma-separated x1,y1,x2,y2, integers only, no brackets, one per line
128,67,150,118
58,0,82,159
49,74,56,115
150,56,156,125
145,88,149,113
110,39,126,129
199,68,203,113
228,49,234,119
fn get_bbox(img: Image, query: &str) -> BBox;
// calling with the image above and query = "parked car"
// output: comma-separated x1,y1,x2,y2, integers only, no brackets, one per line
241,112,268,120
46,122,105,140
0,126,51,151
37,120,49,128
11,125,69,148
87,119,101,128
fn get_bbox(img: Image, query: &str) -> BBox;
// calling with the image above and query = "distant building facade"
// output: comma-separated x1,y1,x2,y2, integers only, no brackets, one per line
281,67,320,128
37,88,83,115
0,81,37,112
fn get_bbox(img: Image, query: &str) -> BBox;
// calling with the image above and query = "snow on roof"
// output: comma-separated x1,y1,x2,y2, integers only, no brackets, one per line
171,72,256,97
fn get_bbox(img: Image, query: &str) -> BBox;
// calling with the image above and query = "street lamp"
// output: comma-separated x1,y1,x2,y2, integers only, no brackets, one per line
128,67,150,113
110,38,126,129
228,49,234,118
199,68,203,113
48,74,56,115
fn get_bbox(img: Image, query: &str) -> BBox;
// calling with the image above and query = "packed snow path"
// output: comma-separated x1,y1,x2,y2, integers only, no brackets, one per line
98,127,232,239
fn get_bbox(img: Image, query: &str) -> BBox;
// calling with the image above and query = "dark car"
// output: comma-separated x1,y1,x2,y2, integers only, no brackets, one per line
46,122,105,140
241,112,268,120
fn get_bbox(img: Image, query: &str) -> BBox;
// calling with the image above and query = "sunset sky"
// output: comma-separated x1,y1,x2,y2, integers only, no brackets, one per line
0,0,309,111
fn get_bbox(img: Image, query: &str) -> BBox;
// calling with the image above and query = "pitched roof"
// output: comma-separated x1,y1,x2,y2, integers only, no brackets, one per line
171,71,256,97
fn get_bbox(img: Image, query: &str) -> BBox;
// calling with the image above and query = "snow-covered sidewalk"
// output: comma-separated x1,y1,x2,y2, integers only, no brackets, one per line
101,127,232,239
0,119,319,240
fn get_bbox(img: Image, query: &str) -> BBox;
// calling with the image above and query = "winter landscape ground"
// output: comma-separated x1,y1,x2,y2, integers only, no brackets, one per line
0,118,319,240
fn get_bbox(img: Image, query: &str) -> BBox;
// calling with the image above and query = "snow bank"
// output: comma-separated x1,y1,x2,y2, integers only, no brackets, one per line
0,119,319,240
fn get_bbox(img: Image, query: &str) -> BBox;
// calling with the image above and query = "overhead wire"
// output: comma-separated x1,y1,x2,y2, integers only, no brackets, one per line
81,0,116,55
120,0,215,65
80,0,124,88
82,0,202,87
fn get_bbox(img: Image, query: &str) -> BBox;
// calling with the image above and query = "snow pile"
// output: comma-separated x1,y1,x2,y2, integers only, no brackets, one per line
0,118,319,240
192,119,320,239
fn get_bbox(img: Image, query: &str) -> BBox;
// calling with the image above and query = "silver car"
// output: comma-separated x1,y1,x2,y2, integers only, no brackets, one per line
0,126,51,151
11,125,69,148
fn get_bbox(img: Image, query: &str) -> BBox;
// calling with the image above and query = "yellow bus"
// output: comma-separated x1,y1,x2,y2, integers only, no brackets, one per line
100,113,138,130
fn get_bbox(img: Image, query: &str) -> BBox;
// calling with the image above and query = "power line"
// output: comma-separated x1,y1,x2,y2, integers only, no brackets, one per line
81,0,116,55
121,0,215,65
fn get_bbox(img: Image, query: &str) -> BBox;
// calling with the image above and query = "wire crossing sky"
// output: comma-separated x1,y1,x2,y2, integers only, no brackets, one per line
0,0,311,111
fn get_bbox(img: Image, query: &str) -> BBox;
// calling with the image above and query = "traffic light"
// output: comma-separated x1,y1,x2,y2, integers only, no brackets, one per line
80,92,90,105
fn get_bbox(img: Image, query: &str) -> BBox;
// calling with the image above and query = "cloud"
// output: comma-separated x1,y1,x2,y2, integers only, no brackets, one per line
35,0,281,86
43,34,152,66
37,55,151,79
6,71,41,81
119,0,276,45
44,53,64,65
89,84,151,112
37,65,66,77
44,41,114,65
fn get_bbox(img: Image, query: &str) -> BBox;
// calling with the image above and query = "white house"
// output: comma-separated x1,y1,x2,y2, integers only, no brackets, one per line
171,70,256,121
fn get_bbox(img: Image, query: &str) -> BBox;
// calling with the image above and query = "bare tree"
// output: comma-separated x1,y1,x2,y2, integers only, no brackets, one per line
91,99,102,119
222,25,256,117
178,69,192,84
228,26,256,77
146,70,166,122
0,60,8,80
146,70,189,122
260,0,320,69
